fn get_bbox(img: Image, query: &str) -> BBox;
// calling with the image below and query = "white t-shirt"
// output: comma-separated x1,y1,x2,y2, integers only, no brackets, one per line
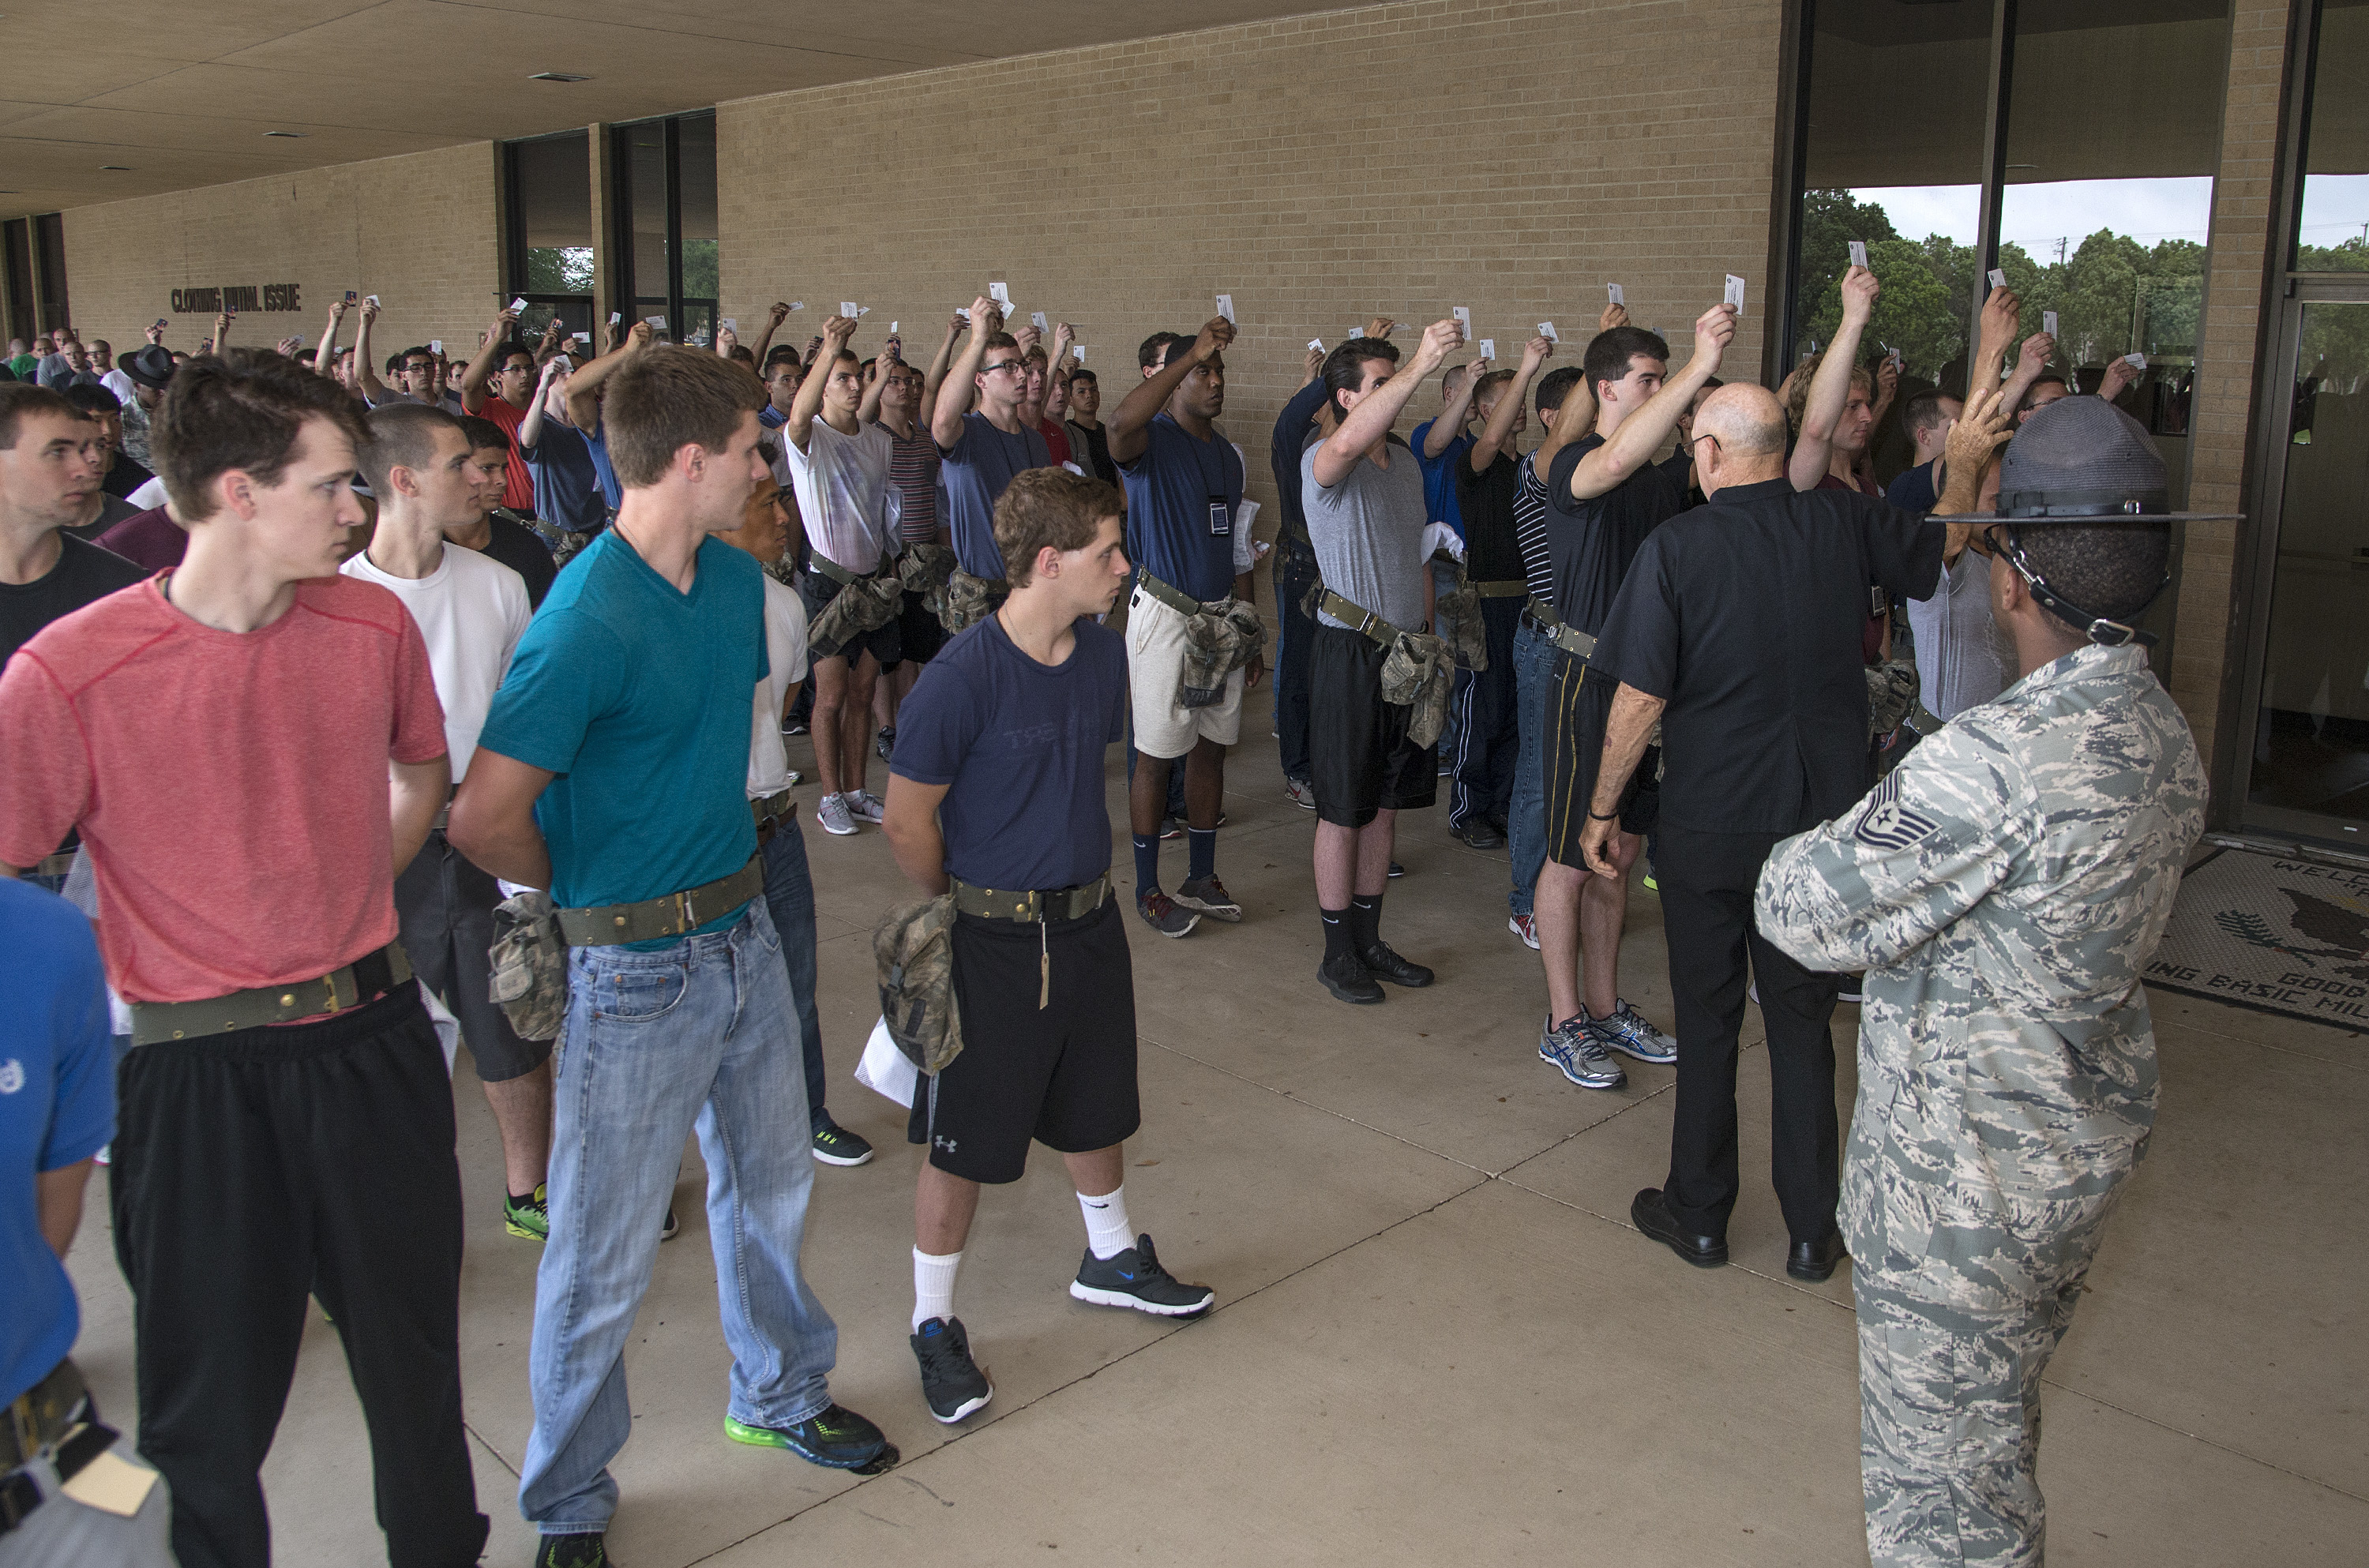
99,368,139,407
784,416,896,576
749,573,812,799
340,542,531,782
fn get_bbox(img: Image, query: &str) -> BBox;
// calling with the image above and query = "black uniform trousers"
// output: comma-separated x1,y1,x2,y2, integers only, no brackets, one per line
1447,594,1522,831
109,985,488,1568
1272,538,1320,784
1656,824,1844,1245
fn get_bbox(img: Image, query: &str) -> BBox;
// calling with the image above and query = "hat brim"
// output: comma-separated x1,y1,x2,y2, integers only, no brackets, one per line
1928,509,2243,525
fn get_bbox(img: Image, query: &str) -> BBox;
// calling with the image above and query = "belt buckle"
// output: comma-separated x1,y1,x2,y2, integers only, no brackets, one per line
673,888,696,933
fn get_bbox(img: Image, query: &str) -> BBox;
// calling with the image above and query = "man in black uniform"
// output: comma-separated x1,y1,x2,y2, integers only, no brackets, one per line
1532,305,1734,1090
1576,381,1999,1278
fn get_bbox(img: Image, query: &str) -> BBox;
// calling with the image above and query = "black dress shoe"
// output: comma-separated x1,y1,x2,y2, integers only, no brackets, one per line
1786,1229,1849,1282
1317,952,1383,1004
1358,943,1433,987
1451,820,1505,850
1631,1187,1727,1268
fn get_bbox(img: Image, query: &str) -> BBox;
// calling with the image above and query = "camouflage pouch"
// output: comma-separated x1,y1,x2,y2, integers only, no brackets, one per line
488,889,567,1041
1380,630,1455,749
1866,655,1920,739
809,568,903,658
875,893,965,1075
1178,598,1266,708
1429,557,1488,673
941,569,1008,636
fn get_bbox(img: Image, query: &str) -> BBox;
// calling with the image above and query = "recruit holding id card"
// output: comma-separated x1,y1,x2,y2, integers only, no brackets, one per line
1209,494,1232,536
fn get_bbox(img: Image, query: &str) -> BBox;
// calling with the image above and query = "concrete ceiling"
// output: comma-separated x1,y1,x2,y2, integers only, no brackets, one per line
0,0,1339,222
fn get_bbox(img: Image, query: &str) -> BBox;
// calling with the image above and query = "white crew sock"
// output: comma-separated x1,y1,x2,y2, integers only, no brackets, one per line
1077,1185,1135,1261
912,1247,963,1332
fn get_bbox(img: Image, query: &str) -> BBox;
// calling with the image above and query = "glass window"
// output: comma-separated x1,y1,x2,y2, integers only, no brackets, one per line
2298,0,2369,271
611,111,717,347
505,131,593,343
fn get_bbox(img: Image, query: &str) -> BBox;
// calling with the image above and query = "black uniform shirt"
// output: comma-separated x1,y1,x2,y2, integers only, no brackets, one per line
1588,476,1942,835
1545,433,1689,638
1454,448,1526,583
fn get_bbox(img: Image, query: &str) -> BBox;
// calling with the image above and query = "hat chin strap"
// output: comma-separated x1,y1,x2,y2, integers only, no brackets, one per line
1999,529,2168,649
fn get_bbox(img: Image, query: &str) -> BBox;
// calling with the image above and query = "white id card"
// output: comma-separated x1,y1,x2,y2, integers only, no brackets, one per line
1537,321,1558,342
509,297,527,313
891,321,899,334
2124,351,2146,368
430,339,442,354
1607,283,1624,306
365,294,381,308
1308,337,1325,352
1072,344,1085,362
1477,339,1496,360
1031,311,1049,331
1988,268,2007,290
1452,306,1470,331
841,302,861,317
1724,275,1747,313
2043,311,2059,337
989,282,1012,306
721,317,737,333
1216,293,1236,324
647,314,667,329
1849,240,1868,268
609,312,621,324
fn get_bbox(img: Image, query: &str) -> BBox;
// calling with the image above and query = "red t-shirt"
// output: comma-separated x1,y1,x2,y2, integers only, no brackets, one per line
475,395,537,511
0,575,446,1003
1038,418,1073,469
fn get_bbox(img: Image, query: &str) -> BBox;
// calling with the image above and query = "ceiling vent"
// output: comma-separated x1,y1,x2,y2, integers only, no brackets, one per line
528,72,592,83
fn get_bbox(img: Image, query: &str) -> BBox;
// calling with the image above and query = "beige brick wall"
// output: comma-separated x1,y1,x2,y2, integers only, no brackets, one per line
60,143,502,371
2175,0,2296,778
718,0,1789,527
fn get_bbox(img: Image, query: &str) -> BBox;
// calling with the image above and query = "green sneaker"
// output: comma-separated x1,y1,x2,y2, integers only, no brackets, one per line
811,1120,875,1167
723,1405,895,1472
1641,868,1659,894
505,1184,550,1241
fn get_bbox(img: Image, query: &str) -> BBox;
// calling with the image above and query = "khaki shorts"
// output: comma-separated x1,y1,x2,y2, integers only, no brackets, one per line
1124,587,1244,759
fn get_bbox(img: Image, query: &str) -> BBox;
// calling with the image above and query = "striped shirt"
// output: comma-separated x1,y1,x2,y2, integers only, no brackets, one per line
1512,452,1557,611
885,422,940,544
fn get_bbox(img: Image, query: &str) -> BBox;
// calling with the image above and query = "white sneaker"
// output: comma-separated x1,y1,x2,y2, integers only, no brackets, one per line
1508,913,1540,950
817,793,858,835
849,790,887,823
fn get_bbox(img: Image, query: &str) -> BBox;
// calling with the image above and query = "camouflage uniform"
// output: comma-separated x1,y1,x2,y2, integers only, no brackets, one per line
1755,642,2206,1566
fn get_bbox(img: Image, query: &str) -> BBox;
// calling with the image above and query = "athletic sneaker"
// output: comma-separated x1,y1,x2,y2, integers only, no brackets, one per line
1284,776,1317,811
1387,861,1406,879
1642,868,1659,894
817,793,858,835
1158,818,1185,842
910,1316,993,1424
1508,913,1539,950
1172,875,1241,921
724,1405,895,1471
534,1531,610,1568
875,726,895,763
783,717,809,736
1136,891,1200,938
811,1120,875,1166
849,790,887,823
661,1206,679,1240
504,1184,550,1241
1539,1015,1627,1090
1590,1000,1678,1065
1069,1234,1215,1318
1836,987,1864,1004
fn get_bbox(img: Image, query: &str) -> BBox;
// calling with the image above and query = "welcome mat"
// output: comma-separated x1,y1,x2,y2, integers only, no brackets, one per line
2146,849,2369,1033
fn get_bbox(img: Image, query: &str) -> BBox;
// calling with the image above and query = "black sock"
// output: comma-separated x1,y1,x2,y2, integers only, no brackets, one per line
1348,893,1382,954
1320,906,1355,963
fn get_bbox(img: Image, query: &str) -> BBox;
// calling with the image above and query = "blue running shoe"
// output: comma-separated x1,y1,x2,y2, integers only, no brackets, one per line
1538,1015,1626,1090
1590,1000,1677,1064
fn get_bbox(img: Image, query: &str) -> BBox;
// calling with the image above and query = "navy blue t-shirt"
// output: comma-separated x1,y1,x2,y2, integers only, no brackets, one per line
520,422,608,534
890,612,1126,891
476,530,766,946
1117,413,1244,602
938,412,1053,581
1886,460,1940,513
1411,418,1472,539
0,880,114,1406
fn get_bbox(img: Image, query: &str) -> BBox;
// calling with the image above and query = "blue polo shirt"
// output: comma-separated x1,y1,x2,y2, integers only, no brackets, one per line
0,880,114,1407
938,412,1052,581
1410,418,1471,539
476,530,766,947
1117,413,1244,602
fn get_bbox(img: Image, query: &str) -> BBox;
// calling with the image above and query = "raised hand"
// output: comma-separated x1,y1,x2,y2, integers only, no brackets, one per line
1190,315,1235,363
1520,333,1556,370
1691,301,1738,370
1947,384,2015,472
1598,300,1629,332
1839,264,1879,328
2017,332,2056,373
1365,317,1398,340
768,301,792,328
1410,317,1466,378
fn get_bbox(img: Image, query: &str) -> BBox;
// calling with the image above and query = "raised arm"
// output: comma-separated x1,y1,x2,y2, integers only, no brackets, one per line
930,298,998,451
1315,318,1462,489
787,314,855,452
1999,328,2055,416
565,320,650,431
520,357,563,449
751,301,792,362
916,309,965,428
1109,316,1233,464
1969,286,2019,405
354,298,394,403
1471,335,1554,472
1570,302,1733,501
856,341,892,426
315,297,348,383
1423,357,1487,458
461,308,520,412
1789,264,1877,490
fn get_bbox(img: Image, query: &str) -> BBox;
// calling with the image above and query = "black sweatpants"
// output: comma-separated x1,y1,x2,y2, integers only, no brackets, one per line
108,985,488,1568
1655,824,1842,1245
1447,594,1521,831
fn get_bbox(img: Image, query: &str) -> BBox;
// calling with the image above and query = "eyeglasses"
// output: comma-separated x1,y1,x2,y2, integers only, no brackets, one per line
1688,433,1721,457
982,359,1025,377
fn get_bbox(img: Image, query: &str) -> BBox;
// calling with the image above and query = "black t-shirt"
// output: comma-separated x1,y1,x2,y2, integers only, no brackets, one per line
1069,421,1117,487
1454,448,1526,583
1589,477,1943,835
1,534,148,670
1544,432,1690,638
467,512,557,608
102,450,154,500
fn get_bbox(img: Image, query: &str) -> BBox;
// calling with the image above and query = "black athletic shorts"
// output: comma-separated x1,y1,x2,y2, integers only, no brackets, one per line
1543,649,1654,868
896,584,944,665
798,567,903,670
906,897,1139,1184
1308,623,1437,829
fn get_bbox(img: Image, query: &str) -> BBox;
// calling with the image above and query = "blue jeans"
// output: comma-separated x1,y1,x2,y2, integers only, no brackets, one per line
519,900,839,1534
1507,619,1553,917
760,817,832,1132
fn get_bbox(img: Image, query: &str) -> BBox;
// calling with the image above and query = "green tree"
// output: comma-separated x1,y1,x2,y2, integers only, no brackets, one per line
1794,189,1900,351
1806,237,1961,379
524,245,593,294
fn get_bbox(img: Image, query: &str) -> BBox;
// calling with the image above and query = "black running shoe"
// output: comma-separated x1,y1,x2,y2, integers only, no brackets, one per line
1171,874,1241,922
1387,860,1406,879
910,1316,993,1423
875,726,895,763
1068,1234,1214,1318
535,1532,610,1568
1317,951,1383,1004
1358,943,1433,987
724,1404,893,1470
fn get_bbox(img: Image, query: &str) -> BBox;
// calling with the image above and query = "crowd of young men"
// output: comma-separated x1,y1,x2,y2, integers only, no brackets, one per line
2,264,2198,1568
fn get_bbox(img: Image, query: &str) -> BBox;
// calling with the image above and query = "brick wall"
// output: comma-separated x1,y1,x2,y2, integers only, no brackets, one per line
60,143,501,373
2176,0,2296,778
717,0,1789,527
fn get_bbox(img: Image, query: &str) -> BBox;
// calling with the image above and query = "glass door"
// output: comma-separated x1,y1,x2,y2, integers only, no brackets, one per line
2239,289,2369,849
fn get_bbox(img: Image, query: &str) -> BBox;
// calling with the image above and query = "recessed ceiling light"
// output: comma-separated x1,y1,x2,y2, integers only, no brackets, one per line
528,72,591,83
264,130,308,138
99,165,130,171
